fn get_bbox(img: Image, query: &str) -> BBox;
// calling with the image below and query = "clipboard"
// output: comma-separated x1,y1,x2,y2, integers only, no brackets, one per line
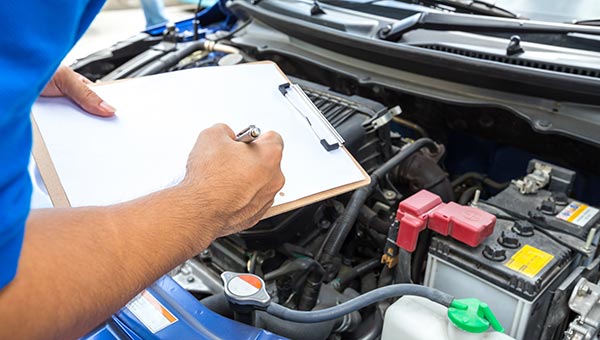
31,61,370,219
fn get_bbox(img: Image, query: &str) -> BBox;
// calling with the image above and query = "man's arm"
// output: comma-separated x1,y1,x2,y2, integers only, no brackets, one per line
0,124,284,340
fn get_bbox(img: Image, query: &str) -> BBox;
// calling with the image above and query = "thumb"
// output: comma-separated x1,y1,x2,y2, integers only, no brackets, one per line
57,67,116,117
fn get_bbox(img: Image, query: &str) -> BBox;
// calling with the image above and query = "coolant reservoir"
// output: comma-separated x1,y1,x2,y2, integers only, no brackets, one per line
381,296,515,340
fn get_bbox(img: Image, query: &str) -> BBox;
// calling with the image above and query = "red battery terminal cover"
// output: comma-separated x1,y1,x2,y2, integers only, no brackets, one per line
395,190,496,251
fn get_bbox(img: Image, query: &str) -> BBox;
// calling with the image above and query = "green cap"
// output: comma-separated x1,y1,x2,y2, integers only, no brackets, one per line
448,298,505,333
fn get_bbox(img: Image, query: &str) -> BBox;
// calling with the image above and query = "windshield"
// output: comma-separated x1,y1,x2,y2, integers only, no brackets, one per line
482,0,600,23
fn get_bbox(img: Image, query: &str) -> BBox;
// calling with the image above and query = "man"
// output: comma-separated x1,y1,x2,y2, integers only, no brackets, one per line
140,0,169,28
0,2,284,339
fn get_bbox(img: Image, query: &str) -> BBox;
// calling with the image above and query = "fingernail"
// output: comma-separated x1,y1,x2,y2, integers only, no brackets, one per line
99,101,116,113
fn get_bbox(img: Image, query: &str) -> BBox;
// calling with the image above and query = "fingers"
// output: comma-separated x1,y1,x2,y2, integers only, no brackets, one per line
78,75,93,85
183,123,285,239
255,130,284,149
198,123,236,142
253,131,284,168
54,66,116,117
213,123,236,140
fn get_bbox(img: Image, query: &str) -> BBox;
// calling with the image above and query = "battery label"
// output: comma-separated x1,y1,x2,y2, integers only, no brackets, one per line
505,245,554,278
126,290,178,333
556,201,599,227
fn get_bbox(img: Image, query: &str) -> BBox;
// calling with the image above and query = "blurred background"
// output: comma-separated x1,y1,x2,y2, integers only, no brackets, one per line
64,0,203,65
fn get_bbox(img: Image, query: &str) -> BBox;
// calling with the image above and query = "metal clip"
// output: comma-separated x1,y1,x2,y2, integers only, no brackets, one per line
363,106,401,134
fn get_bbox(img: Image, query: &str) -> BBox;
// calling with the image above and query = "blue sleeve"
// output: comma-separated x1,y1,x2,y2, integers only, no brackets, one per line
0,0,105,289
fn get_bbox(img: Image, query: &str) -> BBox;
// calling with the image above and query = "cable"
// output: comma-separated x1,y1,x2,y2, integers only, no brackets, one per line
265,284,453,323
321,138,438,260
193,0,202,40
315,228,334,261
205,40,240,54
358,205,391,234
247,251,258,274
458,185,482,205
131,40,206,76
264,258,325,282
132,40,240,76
333,259,381,289
481,200,589,255
395,248,412,283
410,230,431,283
213,19,253,42
392,116,428,138
451,172,509,191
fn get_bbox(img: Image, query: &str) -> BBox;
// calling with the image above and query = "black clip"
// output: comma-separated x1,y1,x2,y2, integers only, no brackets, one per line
506,35,524,56
279,83,340,152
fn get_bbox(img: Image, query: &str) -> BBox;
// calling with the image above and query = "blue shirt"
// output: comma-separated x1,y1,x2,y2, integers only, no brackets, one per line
0,1,105,289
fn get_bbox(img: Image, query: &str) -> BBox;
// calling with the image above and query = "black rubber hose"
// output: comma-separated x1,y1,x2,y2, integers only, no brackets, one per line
410,229,432,284
334,259,381,289
348,307,383,340
366,228,386,248
264,258,325,282
131,40,206,77
200,293,234,318
265,284,453,323
395,249,412,283
322,138,438,259
458,186,482,205
360,271,377,294
378,266,393,288
264,258,325,311
358,205,392,234
395,152,453,202
255,311,336,340
451,172,509,191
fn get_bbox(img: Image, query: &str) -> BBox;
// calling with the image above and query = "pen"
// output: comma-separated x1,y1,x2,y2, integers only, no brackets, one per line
235,125,261,143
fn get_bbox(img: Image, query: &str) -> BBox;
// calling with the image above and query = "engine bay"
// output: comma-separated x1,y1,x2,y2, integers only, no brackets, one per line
71,2,600,339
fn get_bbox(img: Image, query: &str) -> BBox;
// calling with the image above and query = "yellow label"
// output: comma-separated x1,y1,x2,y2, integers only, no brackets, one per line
504,245,554,278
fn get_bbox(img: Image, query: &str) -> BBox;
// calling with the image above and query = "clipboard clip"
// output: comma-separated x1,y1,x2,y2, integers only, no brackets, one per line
278,83,344,152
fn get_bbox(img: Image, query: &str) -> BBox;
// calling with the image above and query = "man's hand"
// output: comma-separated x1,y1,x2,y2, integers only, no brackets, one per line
181,123,285,239
1,123,285,339
41,65,116,117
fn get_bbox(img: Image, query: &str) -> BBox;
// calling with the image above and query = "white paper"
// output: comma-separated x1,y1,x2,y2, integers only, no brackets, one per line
32,63,366,209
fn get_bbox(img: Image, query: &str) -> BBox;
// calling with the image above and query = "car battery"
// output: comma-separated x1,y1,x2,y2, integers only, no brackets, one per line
488,160,599,241
424,214,575,340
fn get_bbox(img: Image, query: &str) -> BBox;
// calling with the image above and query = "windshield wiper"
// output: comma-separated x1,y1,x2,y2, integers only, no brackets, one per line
379,11,600,41
573,19,600,27
413,0,519,19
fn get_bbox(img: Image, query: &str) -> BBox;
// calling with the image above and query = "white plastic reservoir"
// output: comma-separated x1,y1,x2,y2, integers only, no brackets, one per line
381,296,515,340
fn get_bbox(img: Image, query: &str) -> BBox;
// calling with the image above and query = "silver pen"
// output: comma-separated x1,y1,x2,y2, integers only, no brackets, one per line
235,125,261,143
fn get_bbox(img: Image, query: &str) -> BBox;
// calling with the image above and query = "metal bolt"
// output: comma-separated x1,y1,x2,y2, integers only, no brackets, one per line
383,190,396,200
564,328,573,339
186,276,195,283
472,189,481,206
578,284,591,296
319,220,331,229
584,228,596,251
536,120,552,129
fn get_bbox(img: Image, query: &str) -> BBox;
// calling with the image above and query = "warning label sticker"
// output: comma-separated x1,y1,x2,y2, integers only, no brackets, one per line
228,275,263,297
505,245,554,278
556,201,599,227
126,290,178,333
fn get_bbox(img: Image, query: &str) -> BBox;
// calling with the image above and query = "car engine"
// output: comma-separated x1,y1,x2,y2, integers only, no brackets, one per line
71,1,600,339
